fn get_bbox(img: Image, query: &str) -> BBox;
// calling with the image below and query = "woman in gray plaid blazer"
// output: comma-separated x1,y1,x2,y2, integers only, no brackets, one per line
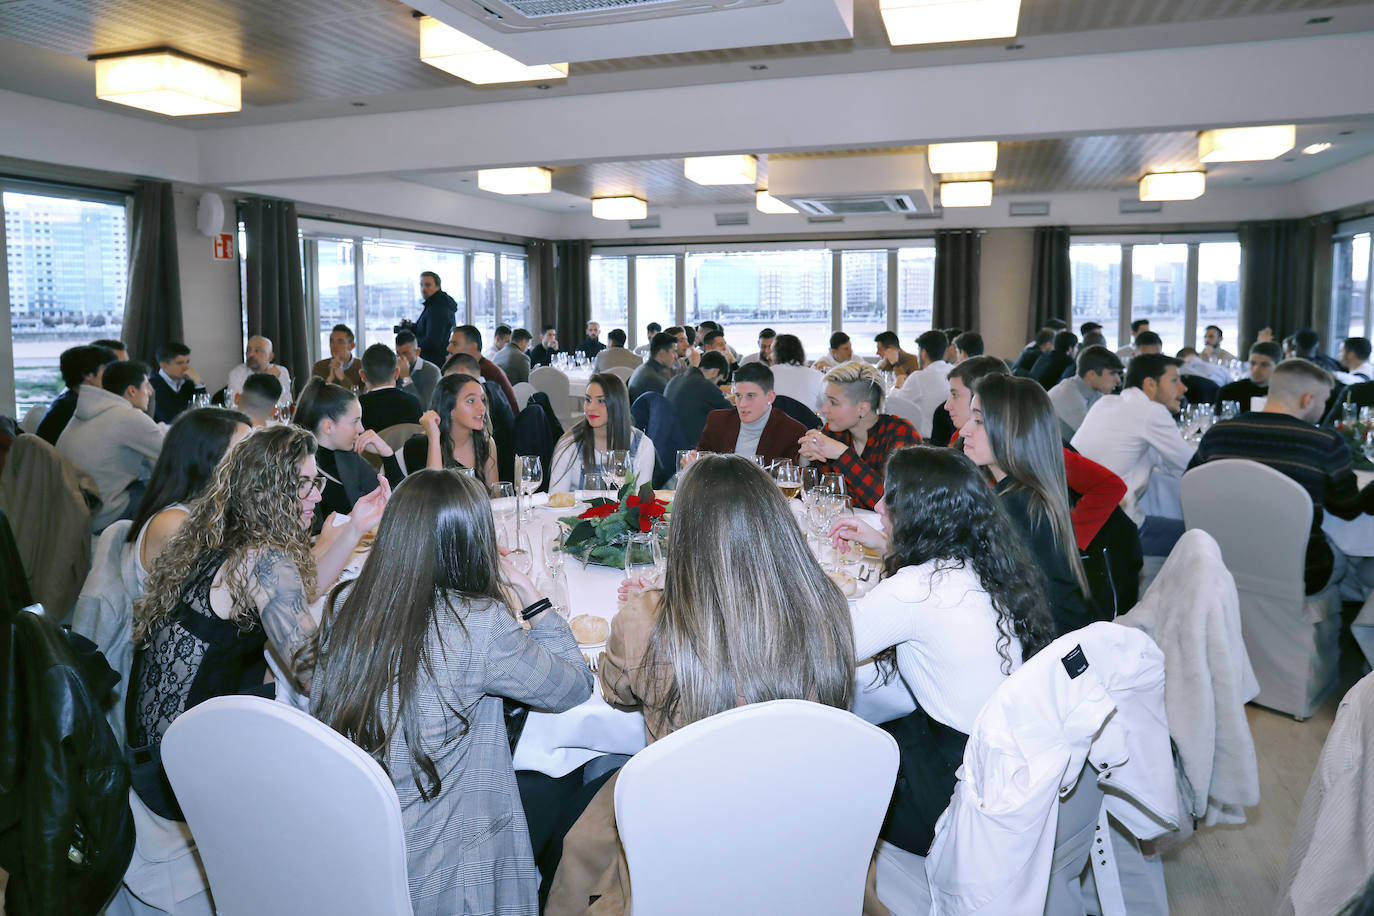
312,469,593,915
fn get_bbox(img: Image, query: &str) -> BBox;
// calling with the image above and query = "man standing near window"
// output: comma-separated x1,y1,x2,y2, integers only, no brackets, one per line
414,271,458,367
149,342,205,424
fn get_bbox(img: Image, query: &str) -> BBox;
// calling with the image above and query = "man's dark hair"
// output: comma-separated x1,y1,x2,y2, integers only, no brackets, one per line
734,361,774,392
1045,318,1068,331
443,352,481,375
650,331,677,359
1250,340,1284,362
1079,322,1102,338
916,330,947,362
942,327,963,341
698,320,721,334
1205,324,1223,339
947,355,1009,388
102,360,148,397
699,350,730,377
1134,330,1163,348
60,345,117,389
1053,331,1078,353
421,270,441,287
953,331,983,356
683,326,696,346
772,334,807,366
361,343,398,384
1076,345,1123,379
1082,331,1107,348
1177,347,1199,359
331,324,355,345
1033,329,1055,348
646,322,662,335
829,331,850,351
1124,354,1180,390
758,328,777,341
665,326,684,339
495,325,511,339
1344,337,1373,362
874,331,900,349
91,338,126,353
395,328,418,348
1294,327,1321,354
540,323,556,334
701,329,725,349
512,328,533,344
1130,319,1151,334
454,324,482,352
608,328,627,347
156,342,190,365
242,372,283,407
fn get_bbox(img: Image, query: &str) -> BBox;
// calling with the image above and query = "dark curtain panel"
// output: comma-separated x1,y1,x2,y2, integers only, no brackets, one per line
1027,226,1071,339
554,240,592,347
527,240,557,332
933,229,980,330
123,180,183,365
1238,216,1334,352
239,198,308,391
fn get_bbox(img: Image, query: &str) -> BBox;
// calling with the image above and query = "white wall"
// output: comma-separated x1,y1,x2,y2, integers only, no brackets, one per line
978,229,1035,360
171,184,243,392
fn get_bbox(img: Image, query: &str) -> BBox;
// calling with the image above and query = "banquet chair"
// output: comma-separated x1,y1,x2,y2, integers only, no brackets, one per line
530,365,577,425
162,695,414,916
772,394,823,431
19,403,45,434
604,365,633,384
1180,459,1341,720
614,699,897,916
512,381,536,412
884,389,926,436
378,423,423,473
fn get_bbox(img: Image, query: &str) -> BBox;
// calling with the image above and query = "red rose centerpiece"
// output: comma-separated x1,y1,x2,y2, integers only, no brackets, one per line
561,474,670,567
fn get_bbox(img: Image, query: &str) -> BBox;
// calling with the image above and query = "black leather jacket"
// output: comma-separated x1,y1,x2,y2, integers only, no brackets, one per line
0,607,134,914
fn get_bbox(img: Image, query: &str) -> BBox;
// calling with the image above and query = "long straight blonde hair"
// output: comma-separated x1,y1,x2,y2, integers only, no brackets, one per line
645,455,855,728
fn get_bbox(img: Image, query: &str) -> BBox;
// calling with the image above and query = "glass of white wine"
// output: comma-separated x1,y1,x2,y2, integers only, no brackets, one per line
773,461,802,500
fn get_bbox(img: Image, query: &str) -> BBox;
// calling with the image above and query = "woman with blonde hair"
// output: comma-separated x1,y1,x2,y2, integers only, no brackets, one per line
960,373,1095,635
545,454,855,914
798,360,922,510
312,470,591,915
126,425,388,823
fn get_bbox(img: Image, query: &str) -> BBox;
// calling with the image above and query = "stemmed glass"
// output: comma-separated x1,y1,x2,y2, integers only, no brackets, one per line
820,473,846,507
800,467,820,507
602,449,631,494
518,454,543,525
624,531,665,589
773,461,802,500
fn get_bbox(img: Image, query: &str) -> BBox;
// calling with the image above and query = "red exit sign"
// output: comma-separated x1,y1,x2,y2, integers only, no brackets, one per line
213,233,235,260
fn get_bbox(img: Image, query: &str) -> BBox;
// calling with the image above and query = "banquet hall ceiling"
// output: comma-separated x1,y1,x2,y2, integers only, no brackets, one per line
0,0,1368,121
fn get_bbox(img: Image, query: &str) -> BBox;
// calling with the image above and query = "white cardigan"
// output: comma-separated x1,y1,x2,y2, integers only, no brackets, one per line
853,561,1020,734
546,428,655,495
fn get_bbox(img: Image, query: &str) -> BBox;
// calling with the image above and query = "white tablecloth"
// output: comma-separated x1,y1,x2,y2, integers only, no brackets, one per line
1322,469,1374,558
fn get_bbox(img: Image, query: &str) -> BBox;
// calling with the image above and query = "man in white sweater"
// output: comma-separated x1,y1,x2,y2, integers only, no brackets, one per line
57,360,166,532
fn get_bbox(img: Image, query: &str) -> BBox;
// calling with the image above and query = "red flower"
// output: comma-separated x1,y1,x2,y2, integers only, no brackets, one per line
640,515,653,532
579,502,620,519
626,495,641,507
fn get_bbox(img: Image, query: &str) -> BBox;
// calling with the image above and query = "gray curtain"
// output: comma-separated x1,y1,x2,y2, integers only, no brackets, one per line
527,239,556,332
933,229,980,331
554,240,592,347
123,180,183,365
1238,217,1334,353
1027,226,1071,339
239,198,308,392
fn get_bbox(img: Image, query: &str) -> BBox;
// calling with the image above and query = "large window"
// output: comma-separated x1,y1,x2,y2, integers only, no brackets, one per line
634,255,676,347
687,249,833,358
589,255,628,337
502,255,530,332
896,245,936,344
1333,231,1372,343
4,188,127,416
841,250,887,359
1070,234,1238,350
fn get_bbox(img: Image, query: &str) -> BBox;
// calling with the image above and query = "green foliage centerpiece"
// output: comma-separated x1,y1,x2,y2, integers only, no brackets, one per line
559,474,669,569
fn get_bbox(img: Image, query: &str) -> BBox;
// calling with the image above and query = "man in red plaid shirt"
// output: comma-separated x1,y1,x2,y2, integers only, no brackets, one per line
798,360,922,510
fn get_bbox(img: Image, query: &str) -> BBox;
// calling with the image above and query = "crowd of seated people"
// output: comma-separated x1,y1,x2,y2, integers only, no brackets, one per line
24,306,1374,916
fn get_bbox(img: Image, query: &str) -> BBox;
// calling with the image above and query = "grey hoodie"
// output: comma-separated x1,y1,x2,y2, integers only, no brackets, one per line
56,385,164,530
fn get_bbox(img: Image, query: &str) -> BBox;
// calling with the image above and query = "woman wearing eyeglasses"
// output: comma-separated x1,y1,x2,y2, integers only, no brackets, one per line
127,426,389,827
798,361,922,510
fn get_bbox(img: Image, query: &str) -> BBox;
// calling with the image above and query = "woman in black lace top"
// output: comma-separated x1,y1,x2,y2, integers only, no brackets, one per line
126,425,388,820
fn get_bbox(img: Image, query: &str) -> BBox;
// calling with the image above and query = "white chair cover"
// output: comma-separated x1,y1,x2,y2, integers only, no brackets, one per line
530,365,576,424
1180,459,1341,719
511,381,536,412
604,365,633,384
161,696,414,916
19,403,45,434
614,699,897,916
377,422,423,474
884,390,926,435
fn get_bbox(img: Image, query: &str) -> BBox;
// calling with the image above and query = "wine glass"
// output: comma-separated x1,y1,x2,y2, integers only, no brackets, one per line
542,522,567,576
800,467,820,507
624,531,664,588
1362,429,1374,466
504,529,533,575
490,482,516,538
773,461,802,500
820,473,846,507
518,455,543,526
603,449,631,493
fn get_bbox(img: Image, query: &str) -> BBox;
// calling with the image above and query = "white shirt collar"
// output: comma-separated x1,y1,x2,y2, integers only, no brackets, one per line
159,368,183,392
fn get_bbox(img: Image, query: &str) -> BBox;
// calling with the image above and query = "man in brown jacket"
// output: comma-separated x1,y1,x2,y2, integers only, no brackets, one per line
697,362,804,464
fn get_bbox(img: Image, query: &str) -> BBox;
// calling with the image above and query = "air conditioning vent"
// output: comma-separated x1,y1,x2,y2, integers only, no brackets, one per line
629,215,662,229
1120,199,1164,214
1009,201,1051,217
806,215,845,224
789,195,917,217
714,211,750,227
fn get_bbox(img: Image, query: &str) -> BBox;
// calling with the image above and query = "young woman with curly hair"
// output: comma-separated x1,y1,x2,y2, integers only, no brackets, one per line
830,445,1057,860
126,425,388,822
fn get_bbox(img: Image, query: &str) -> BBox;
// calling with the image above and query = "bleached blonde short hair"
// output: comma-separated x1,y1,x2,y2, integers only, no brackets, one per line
823,360,885,412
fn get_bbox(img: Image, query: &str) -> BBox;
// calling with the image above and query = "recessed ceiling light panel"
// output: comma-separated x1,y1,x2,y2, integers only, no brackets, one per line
940,180,993,207
419,17,568,84
1302,142,1332,155
684,155,758,186
592,196,648,220
1139,171,1205,201
927,141,998,174
755,190,798,214
91,48,242,116
1198,125,1295,162
477,167,552,194
879,0,1021,46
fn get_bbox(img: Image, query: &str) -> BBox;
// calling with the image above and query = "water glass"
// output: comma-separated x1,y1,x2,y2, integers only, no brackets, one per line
1343,402,1358,429
1219,400,1240,421
601,449,631,493
800,467,820,505
624,531,664,587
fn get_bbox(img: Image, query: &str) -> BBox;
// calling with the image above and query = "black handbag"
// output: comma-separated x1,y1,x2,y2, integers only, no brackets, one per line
877,669,969,856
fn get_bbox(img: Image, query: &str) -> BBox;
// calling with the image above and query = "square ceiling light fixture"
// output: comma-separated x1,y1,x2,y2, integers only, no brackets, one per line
940,180,993,207
927,141,998,174
1198,125,1295,162
419,17,568,84
1139,171,1205,201
90,48,243,116
684,155,758,186
755,190,798,214
592,196,648,220
477,167,552,195
879,0,1021,45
